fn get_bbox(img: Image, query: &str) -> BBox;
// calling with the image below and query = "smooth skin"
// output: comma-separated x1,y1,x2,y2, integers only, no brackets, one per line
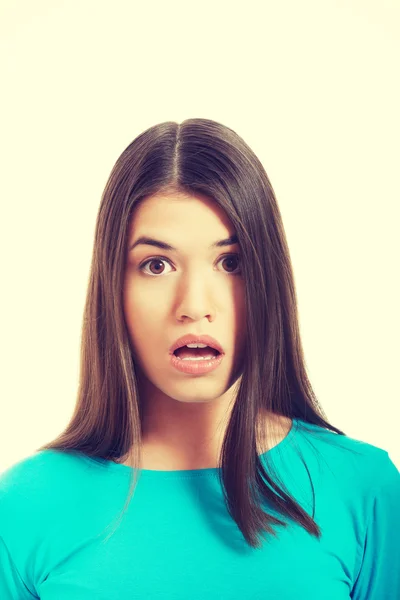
121,191,292,470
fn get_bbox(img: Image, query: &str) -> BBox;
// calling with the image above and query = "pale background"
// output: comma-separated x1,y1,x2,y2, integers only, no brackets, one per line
0,0,399,472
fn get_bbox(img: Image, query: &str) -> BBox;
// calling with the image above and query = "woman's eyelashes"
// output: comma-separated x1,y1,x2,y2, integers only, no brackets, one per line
138,254,242,277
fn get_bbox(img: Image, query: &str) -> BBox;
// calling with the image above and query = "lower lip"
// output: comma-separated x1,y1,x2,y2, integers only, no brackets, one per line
170,352,224,374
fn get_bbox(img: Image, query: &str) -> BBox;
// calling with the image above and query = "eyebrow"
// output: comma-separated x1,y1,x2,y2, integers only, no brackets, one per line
129,234,239,252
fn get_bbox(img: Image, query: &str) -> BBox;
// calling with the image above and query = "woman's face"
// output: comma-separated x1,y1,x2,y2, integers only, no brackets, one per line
123,191,247,410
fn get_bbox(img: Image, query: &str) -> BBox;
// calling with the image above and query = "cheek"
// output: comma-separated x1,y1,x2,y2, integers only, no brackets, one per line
123,290,166,349
124,279,163,311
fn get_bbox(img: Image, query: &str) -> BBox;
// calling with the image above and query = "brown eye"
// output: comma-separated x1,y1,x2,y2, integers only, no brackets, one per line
143,258,171,275
220,255,241,274
138,254,241,276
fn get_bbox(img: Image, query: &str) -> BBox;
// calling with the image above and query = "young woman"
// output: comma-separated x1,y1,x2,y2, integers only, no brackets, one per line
0,118,398,599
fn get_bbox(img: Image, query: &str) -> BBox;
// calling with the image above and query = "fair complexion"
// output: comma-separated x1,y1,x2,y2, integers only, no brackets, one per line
122,191,291,470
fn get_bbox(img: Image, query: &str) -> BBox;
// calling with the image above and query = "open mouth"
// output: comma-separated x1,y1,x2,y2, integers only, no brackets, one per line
173,346,221,360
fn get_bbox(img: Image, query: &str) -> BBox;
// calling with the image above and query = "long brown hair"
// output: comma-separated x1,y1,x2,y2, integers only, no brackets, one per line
37,118,361,549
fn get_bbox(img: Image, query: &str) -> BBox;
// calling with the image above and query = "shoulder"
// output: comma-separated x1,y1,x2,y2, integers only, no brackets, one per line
0,450,94,528
294,418,398,497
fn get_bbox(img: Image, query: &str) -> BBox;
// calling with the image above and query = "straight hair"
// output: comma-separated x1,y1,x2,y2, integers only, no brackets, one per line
37,118,361,549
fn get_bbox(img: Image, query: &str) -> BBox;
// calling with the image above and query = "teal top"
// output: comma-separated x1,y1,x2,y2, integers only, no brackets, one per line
0,418,399,599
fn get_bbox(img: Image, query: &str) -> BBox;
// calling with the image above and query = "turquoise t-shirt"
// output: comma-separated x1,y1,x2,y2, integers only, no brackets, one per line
0,418,399,599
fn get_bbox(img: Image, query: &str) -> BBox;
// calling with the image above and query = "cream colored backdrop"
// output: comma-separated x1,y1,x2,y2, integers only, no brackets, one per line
1,0,399,471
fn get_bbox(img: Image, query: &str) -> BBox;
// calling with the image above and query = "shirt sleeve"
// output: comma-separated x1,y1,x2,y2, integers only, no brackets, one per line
0,535,37,599
350,450,400,600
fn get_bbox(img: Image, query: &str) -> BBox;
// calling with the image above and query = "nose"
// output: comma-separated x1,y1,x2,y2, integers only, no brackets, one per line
174,274,217,323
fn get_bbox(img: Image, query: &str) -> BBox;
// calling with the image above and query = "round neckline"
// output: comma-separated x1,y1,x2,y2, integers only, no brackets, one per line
79,417,300,478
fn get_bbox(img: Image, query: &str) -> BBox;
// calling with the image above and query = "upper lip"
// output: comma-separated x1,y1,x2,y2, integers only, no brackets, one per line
169,334,224,355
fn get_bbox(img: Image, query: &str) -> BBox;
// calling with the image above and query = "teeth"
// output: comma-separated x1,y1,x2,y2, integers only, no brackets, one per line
173,341,220,360
185,343,208,348
177,356,216,361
